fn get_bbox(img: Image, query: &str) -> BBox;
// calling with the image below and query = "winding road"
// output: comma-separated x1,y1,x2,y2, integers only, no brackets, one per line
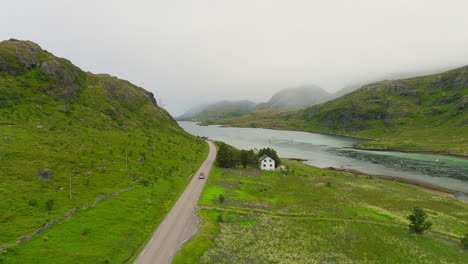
134,140,217,264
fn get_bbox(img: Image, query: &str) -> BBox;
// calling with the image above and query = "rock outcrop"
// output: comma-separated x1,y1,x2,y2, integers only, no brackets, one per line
298,65,468,132
36,169,53,180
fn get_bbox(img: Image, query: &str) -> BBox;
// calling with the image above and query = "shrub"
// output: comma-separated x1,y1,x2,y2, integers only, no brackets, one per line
28,199,38,207
139,178,151,187
217,215,224,223
218,194,225,204
407,207,432,234
44,199,54,211
81,228,91,237
461,233,468,249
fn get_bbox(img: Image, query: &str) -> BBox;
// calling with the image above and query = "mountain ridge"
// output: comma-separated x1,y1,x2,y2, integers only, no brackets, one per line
205,66,468,154
178,84,333,122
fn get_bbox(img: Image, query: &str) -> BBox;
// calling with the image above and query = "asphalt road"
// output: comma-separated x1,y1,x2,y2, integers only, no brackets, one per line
134,140,216,264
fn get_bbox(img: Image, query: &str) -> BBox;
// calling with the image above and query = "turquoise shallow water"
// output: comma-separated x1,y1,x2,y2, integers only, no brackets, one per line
179,121,468,193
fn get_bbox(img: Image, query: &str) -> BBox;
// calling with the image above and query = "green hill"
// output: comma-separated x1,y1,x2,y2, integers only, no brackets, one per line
212,66,468,154
0,39,207,262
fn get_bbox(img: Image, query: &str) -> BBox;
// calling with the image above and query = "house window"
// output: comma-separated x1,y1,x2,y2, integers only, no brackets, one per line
270,164,272,167
263,164,266,167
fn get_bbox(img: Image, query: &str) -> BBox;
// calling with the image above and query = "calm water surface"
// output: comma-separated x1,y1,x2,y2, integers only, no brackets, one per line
179,121,468,193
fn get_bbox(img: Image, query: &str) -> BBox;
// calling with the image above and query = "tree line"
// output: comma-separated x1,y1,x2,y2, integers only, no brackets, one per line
216,142,281,169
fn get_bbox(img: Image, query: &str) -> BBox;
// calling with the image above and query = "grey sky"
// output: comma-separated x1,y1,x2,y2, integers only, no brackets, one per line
1,0,468,115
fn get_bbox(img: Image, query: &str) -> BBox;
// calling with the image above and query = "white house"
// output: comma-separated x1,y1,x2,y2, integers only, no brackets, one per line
259,154,275,171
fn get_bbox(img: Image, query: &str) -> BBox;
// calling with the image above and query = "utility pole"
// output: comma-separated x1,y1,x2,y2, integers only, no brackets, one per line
126,150,128,171
69,171,72,200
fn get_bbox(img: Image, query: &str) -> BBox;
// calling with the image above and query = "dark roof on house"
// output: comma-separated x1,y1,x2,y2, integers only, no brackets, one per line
258,154,272,161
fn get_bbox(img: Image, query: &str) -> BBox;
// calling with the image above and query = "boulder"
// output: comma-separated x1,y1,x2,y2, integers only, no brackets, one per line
454,192,468,201
36,169,53,180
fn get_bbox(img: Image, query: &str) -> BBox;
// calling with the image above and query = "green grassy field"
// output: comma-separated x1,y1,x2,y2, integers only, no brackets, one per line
0,39,209,263
174,161,468,263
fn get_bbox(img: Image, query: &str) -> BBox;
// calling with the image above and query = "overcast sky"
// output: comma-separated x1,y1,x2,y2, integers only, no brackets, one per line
1,0,468,115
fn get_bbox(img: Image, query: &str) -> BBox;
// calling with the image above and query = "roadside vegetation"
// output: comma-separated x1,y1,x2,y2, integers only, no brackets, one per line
174,159,468,263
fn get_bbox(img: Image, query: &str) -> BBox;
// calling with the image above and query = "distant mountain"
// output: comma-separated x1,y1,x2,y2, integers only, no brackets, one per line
179,85,331,122
258,85,331,111
211,66,468,154
177,100,256,121
332,83,365,99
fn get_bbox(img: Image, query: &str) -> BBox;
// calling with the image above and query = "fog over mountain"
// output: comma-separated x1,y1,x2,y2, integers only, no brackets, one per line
177,100,256,120
2,0,467,116
258,85,331,111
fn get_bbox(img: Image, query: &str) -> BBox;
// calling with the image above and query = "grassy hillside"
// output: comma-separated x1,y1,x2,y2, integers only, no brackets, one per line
174,161,468,263
210,66,468,154
0,39,208,263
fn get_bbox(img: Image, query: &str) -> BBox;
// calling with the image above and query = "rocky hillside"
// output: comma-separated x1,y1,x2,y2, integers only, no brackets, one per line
299,66,467,131
212,66,468,153
177,99,256,121
257,85,331,111
0,39,207,261
0,39,174,123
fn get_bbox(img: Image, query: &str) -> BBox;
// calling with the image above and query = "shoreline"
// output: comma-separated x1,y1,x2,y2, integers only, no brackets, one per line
353,146,468,159
284,158,465,196
192,121,467,160
322,166,468,199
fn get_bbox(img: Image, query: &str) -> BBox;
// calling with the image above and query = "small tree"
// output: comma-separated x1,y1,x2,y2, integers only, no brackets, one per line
407,207,432,234
218,194,225,204
45,199,54,211
217,215,224,223
461,233,468,249
240,150,249,168
217,143,231,168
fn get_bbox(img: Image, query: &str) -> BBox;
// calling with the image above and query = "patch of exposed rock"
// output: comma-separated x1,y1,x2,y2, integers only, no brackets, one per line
36,169,53,180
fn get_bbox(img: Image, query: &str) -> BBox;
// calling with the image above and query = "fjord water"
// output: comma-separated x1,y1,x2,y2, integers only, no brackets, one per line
179,121,468,193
